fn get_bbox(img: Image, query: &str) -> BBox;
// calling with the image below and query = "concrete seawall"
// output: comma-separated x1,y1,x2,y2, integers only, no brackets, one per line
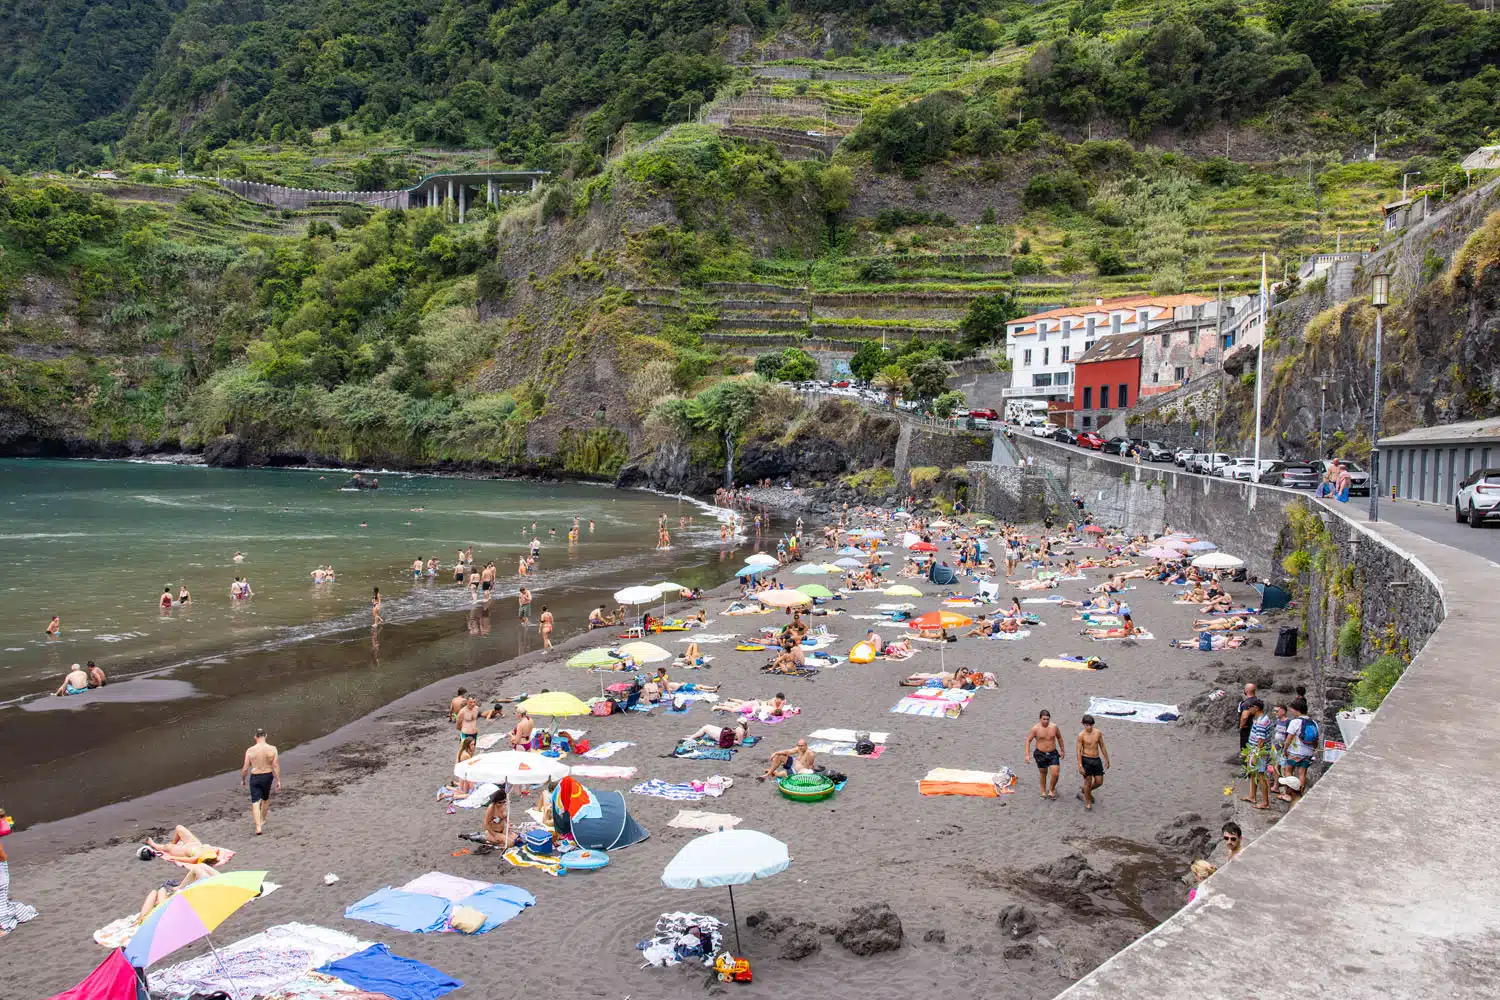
1010,434,1500,1000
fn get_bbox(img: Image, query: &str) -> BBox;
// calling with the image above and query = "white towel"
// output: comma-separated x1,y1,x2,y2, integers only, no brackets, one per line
668,810,742,832
806,728,889,744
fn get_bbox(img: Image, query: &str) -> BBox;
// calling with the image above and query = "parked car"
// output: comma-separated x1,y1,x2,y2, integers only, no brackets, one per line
1315,458,1371,496
1173,448,1195,467
1048,426,1079,445
1141,440,1175,462
1220,457,1259,480
1029,422,1054,437
1189,452,1232,474
1256,461,1321,488
831,380,851,388
1102,436,1133,456
1455,467,1500,527
1077,431,1106,450
968,408,999,421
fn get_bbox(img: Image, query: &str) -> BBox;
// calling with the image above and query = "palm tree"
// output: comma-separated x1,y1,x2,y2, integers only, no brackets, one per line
872,364,911,410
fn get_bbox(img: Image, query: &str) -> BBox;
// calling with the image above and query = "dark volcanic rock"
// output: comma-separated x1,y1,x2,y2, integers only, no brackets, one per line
923,928,946,944
1033,852,1114,893
203,434,251,468
779,927,821,961
997,903,1037,939
1003,942,1035,960
834,902,904,956
1155,812,1212,855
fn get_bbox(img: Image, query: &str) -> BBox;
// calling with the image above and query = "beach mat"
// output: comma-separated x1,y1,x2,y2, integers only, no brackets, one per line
1086,696,1180,723
316,944,463,1000
667,810,742,832
918,768,1014,797
152,923,371,999
806,741,887,758
1040,657,1105,671
807,728,889,744
569,765,638,779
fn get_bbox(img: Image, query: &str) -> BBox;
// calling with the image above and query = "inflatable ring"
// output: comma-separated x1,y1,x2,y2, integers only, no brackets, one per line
559,849,609,870
778,773,836,802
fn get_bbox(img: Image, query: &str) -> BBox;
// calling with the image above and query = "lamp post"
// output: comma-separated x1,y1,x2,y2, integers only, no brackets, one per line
1369,273,1389,522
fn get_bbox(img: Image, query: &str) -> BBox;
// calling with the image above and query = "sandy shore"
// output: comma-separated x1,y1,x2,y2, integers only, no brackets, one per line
0,524,1310,999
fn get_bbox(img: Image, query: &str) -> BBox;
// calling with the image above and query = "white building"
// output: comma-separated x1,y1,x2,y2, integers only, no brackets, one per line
1002,294,1214,405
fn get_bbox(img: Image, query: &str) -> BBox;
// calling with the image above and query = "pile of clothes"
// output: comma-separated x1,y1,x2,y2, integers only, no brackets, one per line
638,912,725,968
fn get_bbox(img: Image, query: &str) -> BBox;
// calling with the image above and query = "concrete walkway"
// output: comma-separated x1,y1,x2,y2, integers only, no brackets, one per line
1060,512,1500,1000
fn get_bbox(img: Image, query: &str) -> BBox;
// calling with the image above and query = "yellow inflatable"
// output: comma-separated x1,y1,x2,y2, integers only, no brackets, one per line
849,641,877,664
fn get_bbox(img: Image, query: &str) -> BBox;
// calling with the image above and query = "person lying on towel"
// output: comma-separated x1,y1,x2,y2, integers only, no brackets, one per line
138,862,220,919
1082,614,1137,639
679,720,749,749
143,826,225,865
758,739,815,781
1192,615,1256,632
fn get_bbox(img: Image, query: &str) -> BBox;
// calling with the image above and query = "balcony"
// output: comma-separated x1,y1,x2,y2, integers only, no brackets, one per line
1002,385,1073,399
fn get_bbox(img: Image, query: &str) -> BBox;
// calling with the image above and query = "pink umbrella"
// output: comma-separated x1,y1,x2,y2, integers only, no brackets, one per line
1141,546,1181,558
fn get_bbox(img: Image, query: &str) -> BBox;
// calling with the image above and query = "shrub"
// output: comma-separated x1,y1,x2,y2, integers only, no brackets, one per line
1353,654,1406,710
1012,254,1047,276
1337,616,1362,659
859,258,898,281
1023,170,1088,211
934,390,965,417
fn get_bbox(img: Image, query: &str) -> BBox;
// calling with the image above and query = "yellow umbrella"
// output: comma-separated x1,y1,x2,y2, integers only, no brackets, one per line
617,640,672,663
757,590,812,608
883,585,924,597
125,870,269,967
515,691,592,717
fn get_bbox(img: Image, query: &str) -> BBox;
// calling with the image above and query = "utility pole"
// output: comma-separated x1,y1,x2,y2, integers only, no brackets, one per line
1314,372,1333,459
1253,255,1267,475
1210,284,1223,459
1369,274,1390,522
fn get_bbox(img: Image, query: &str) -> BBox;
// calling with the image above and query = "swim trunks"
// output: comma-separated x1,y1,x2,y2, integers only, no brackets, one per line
1081,755,1104,777
460,732,477,745
1034,749,1060,769
64,685,88,696
248,772,273,803
481,581,492,592
519,604,532,619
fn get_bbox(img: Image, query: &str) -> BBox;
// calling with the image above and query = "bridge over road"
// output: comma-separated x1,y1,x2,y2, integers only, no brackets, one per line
216,170,547,220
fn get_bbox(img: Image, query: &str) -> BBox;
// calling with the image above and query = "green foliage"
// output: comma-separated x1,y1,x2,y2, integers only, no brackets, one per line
842,466,896,495
933,390,965,418
1283,549,1313,576
1337,615,1363,659
754,348,817,382
849,340,891,383
1353,653,1407,710
907,357,951,401
0,183,119,257
958,291,1021,347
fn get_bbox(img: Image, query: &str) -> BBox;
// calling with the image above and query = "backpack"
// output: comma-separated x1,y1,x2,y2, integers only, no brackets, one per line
718,726,738,749
1298,717,1320,748
1198,631,1213,651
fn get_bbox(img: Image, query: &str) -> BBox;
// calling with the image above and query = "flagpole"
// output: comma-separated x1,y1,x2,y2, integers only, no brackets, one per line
1254,254,1267,473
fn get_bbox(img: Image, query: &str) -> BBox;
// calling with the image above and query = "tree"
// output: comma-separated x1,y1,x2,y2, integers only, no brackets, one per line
776,348,818,382
958,291,1022,347
908,358,951,402
849,341,890,383
753,352,784,379
934,390,966,418
872,365,911,408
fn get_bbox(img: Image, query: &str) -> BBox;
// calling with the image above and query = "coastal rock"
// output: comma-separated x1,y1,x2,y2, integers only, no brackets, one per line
923,928,946,944
834,902,904,956
1155,812,1212,855
997,904,1037,939
1003,942,1035,961
1033,852,1113,894
203,434,250,468
779,927,821,961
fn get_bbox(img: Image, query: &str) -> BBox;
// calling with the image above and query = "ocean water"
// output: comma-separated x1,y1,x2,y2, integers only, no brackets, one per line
0,459,755,824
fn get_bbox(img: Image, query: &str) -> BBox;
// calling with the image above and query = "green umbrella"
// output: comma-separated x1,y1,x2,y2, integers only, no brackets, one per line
568,648,623,669
795,584,834,599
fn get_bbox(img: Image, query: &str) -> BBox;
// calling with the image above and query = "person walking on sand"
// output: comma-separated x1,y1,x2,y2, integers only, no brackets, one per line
1025,710,1065,799
518,587,532,625
0,811,38,938
539,606,554,651
1076,715,1110,810
449,687,468,722
1240,698,1274,810
371,587,383,625
240,729,281,835
456,696,480,760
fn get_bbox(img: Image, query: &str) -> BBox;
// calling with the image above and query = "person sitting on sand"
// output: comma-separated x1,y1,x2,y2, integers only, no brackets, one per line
139,862,221,920
588,606,608,629
1184,584,1208,604
995,616,1022,634
54,664,90,697
881,637,913,658
1199,592,1234,613
144,826,223,865
680,720,749,748
86,661,106,688
483,787,510,846
965,615,994,638
508,709,534,749
759,739,815,781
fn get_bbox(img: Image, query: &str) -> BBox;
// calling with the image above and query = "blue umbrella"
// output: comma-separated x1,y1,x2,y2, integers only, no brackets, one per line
1187,541,1218,553
837,546,864,555
834,557,863,568
735,565,766,578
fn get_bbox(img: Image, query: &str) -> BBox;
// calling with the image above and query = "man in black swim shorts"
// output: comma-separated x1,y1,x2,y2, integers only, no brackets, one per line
1025,710,1064,799
240,729,281,835
1076,714,1111,810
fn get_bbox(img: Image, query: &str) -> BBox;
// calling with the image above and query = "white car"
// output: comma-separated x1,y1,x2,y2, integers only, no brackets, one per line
1455,467,1500,527
1220,457,1270,481
1029,422,1053,437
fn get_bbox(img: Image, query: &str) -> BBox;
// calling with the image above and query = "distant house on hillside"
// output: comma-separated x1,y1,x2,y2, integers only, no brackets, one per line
90,170,119,180
1068,333,1143,432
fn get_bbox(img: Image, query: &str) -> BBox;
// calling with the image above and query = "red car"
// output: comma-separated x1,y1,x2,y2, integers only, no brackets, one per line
831,380,851,388
1076,431,1105,450
967,408,999,420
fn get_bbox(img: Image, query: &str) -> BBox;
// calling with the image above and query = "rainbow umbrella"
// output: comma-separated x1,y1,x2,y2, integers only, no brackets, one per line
125,870,268,968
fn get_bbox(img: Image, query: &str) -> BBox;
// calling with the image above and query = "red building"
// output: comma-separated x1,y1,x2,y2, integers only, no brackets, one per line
1068,333,1142,431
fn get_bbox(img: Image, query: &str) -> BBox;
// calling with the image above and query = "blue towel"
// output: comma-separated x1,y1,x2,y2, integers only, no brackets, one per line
344,888,452,933
456,884,537,932
317,944,463,1000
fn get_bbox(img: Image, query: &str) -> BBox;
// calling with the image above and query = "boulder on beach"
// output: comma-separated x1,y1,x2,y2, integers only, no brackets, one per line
1155,812,1212,855
834,902,904,955
997,903,1037,939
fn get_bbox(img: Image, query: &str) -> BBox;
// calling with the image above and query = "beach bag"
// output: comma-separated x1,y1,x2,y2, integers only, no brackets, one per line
1198,631,1213,651
718,726,738,749
449,906,486,934
854,738,876,756
1275,627,1298,657
591,700,613,716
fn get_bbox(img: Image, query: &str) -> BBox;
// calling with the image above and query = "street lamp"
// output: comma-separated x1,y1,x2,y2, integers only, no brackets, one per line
1369,273,1389,522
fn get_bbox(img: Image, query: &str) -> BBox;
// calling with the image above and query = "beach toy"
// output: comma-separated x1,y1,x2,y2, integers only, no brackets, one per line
559,849,609,871
849,641,876,664
777,773,836,802
735,644,766,651
524,829,555,854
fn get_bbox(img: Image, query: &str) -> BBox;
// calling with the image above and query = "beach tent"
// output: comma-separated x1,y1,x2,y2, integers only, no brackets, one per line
1254,582,1292,610
552,787,649,850
46,949,145,1000
928,563,959,585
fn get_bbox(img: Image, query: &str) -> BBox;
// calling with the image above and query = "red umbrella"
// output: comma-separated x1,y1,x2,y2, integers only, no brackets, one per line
910,541,938,552
1082,525,1105,534
46,949,141,1000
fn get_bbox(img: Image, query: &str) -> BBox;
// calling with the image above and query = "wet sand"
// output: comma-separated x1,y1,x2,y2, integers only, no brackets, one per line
0,526,1309,998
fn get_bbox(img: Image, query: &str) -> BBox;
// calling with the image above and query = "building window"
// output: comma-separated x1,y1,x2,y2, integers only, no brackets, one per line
1118,384,1128,408
1188,328,1198,346
1100,385,1110,409
1151,372,1159,384
1086,317,1096,337
1111,314,1122,334
1063,319,1073,336
1023,349,1032,365
1056,371,1069,385
1061,345,1070,362
1043,348,1050,365
1082,415,1092,429
1174,366,1186,382
1084,341,1095,353
1032,373,1053,387
1083,387,1093,409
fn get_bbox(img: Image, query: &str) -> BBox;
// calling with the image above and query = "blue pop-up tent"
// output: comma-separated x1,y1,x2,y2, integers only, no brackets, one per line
552,788,649,850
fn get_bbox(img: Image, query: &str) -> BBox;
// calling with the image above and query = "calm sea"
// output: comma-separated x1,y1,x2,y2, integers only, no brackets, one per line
0,459,755,824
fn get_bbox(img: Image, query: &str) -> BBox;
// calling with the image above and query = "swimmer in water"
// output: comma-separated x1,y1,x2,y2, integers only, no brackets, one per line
589,520,595,533
412,558,423,577
179,585,191,605
358,522,368,528
371,587,382,625
160,587,174,610
233,552,245,563
45,615,60,637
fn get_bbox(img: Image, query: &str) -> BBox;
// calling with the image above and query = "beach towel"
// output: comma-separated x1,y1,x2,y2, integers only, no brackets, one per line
476,733,504,750
92,913,144,949
678,633,737,643
456,782,501,808
153,923,370,1000
345,889,453,934
1086,696,1180,723
671,745,733,761
399,873,492,904
570,764,638,779
255,971,388,1000
453,884,536,932
1040,656,1105,670
157,845,236,870
1021,596,1065,604
891,695,969,718
584,741,634,759
317,944,463,1000
1086,630,1154,641
985,629,1032,641
500,846,564,876
918,768,1008,797
631,780,706,801
668,810,742,832
807,729,889,743
806,741,887,758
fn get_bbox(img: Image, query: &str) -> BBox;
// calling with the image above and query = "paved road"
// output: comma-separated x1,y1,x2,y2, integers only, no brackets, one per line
1330,496,1500,565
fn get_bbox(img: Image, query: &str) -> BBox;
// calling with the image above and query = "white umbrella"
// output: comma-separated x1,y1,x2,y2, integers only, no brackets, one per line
902,531,921,548
653,580,687,618
1192,552,1244,570
744,553,779,568
456,751,572,848
757,590,812,608
617,640,672,663
615,585,661,606
834,558,863,568
662,829,790,953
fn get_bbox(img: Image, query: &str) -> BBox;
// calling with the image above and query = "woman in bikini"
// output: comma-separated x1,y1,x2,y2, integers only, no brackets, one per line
145,826,223,864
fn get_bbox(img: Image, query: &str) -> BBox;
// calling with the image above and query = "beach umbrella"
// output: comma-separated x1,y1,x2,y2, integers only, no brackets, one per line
125,869,269,997
568,647,626,669
976,519,994,526
651,580,688,618
46,949,142,1000
910,541,938,553
795,584,834,599
456,751,572,848
1141,546,1180,559
901,531,921,548
662,829,791,954
735,564,768,578
1082,525,1106,535
883,585,923,597
1192,552,1244,570
617,640,672,663
910,610,972,629
745,553,780,568
930,519,954,529
516,691,592,718
892,511,913,519
836,546,864,555
792,563,829,575
834,557,863,569
1186,541,1218,553
757,590,812,608
614,585,661,606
